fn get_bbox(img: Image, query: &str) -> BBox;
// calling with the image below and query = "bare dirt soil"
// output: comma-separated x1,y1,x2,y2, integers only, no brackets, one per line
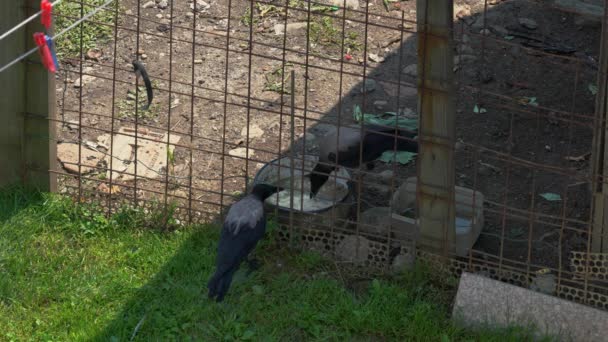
55,0,602,271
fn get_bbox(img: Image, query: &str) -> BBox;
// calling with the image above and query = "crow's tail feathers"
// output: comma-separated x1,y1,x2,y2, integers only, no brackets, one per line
207,267,238,302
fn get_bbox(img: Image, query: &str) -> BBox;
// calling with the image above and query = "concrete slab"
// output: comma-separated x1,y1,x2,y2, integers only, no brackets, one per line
452,272,608,342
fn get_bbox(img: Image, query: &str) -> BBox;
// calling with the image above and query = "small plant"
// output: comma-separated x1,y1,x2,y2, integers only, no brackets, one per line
309,17,362,52
263,65,293,94
117,85,160,120
54,0,118,57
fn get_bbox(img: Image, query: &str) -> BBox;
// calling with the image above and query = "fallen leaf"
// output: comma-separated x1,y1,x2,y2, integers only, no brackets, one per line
540,193,561,201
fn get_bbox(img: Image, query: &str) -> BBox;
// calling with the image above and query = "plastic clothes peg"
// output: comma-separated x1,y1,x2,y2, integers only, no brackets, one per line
41,0,52,30
45,35,59,71
33,32,56,73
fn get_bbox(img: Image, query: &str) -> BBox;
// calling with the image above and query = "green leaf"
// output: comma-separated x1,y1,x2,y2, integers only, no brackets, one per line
377,151,417,165
504,35,515,40
589,84,598,95
540,193,561,201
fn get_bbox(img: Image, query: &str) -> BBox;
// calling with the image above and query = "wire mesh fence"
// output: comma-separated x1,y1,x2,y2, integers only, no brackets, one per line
36,0,608,310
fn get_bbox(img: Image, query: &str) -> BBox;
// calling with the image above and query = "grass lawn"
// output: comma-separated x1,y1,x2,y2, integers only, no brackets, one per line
0,187,546,341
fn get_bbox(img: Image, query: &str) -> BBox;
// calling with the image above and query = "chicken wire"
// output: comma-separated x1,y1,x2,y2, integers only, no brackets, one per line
34,0,608,310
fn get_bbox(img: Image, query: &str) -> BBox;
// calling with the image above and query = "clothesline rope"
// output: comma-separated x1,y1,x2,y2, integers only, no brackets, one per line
0,0,114,74
0,0,64,42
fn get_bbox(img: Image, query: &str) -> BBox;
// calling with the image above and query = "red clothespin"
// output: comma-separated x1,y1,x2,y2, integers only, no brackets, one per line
34,32,56,73
41,0,52,30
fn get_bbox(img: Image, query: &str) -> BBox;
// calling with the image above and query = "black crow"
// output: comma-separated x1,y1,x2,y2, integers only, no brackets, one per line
207,183,283,302
309,124,418,197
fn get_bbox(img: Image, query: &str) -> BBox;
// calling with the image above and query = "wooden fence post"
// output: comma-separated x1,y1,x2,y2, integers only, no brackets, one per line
590,9,608,252
416,0,456,255
0,0,56,191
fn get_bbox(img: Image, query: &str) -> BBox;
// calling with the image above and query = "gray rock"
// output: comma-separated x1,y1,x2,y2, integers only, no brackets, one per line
336,235,370,264
402,64,417,77
453,272,608,342
360,207,393,237
330,0,359,10
454,55,476,65
391,253,415,273
458,45,474,55
377,170,395,184
157,0,168,9
274,22,309,35
518,17,538,30
143,1,155,9
373,100,388,110
360,79,377,94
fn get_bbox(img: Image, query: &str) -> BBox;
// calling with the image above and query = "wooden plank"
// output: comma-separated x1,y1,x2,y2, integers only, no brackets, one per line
22,0,56,191
590,10,608,252
0,0,26,187
415,0,456,255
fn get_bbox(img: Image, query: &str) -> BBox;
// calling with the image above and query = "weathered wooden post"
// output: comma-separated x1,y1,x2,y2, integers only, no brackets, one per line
0,0,56,191
416,0,456,255
590,7,608,252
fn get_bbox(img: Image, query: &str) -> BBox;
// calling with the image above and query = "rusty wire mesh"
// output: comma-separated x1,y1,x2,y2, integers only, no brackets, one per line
44,0,607,310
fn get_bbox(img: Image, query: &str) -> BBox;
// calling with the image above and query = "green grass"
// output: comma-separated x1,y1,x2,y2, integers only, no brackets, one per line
54,0,117,57
0,187,550,341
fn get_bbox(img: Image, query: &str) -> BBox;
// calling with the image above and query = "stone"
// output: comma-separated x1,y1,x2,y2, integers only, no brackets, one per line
274,22,309,35
309,123,337,137
336,235,370,264
491,25,509,36
368,183,391,198
454,55,476,65
454,4,471,19
368,53,385,63
359,79,377,94
157,0,168,9
453,272,608,342
85,49,103,61
143,1,155,9
529,273,556,295
191,0,210,11
229,147,254,158
359,207,393,238
458,45,474,55
518,17,538,30
73,75,95,88
402,64,417,77
330,0,359,10
480,28,491,36
383,84,416,98
186,12,194,18
391,253,415,273
155,13,163,19
377,170,394,184
125,9,133,15
193,59,203,64
240,124,264,139
57,143,104,174
373,100,388,110
66,120,79,130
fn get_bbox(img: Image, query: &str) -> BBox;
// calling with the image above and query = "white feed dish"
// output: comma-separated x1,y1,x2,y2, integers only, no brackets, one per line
254,155,351,213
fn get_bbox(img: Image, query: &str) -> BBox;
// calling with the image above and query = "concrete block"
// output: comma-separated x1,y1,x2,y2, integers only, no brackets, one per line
453,272,608,342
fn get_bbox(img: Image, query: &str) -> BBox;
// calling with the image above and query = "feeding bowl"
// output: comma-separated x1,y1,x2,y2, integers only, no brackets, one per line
252,155,355,231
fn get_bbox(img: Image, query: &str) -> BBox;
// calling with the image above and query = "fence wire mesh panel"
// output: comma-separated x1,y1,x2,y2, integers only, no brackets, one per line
45,0,607,310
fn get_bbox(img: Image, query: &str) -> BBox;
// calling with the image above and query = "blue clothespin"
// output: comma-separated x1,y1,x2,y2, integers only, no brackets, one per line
45,35,59,71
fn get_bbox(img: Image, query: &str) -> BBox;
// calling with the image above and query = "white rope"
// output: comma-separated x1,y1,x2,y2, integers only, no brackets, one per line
0,0,114,74
0,0,64,42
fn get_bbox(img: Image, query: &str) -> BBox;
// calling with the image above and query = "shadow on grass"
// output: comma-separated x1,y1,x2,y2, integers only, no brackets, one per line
0,184,46,224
